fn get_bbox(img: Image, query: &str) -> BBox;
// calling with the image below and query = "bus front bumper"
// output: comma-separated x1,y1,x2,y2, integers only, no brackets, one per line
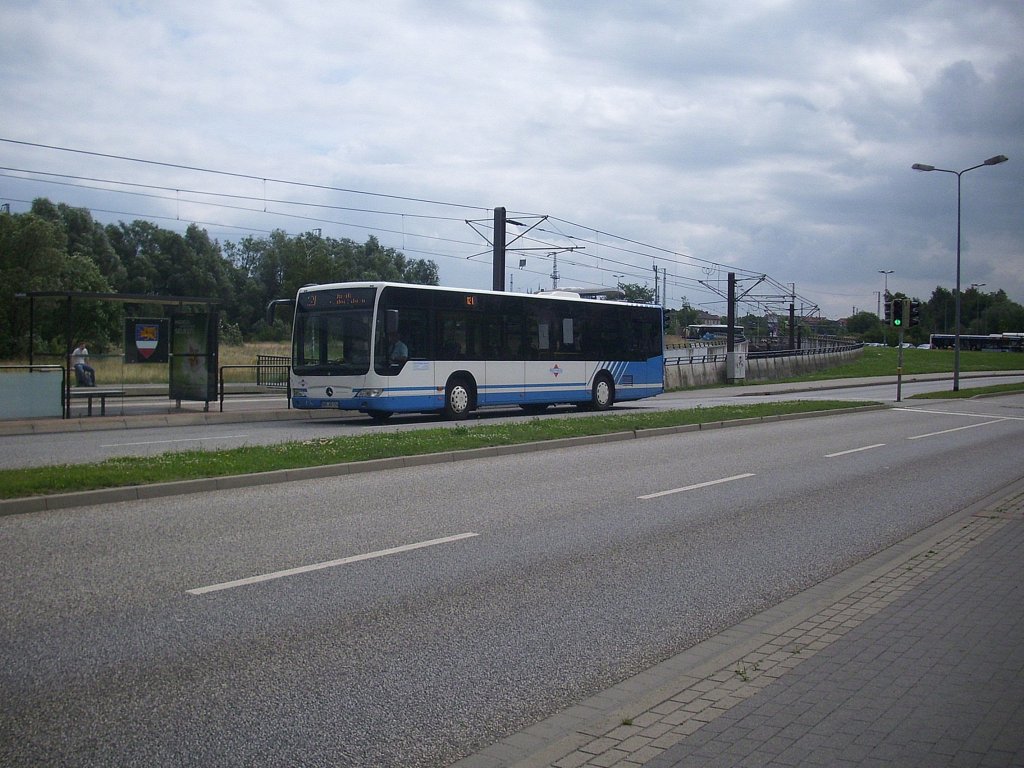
292,392,443,413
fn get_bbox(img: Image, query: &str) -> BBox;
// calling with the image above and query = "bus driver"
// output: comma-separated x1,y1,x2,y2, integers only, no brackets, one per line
388,330,409,365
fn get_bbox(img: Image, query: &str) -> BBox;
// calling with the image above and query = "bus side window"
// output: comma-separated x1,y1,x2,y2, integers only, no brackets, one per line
403,307,429,359
561,317,574,351
536,322,550,352
506,334,520,357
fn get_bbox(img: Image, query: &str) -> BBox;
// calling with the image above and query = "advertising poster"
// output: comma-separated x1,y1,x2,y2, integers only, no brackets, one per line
170,312,218,402
124,318,169,363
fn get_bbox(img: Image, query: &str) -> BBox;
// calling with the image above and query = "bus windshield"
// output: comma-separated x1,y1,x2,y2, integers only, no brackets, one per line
292,287,375,375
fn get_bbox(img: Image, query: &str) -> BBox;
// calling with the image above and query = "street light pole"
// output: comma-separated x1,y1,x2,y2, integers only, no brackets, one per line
911,154,1008,391
878,270,893,307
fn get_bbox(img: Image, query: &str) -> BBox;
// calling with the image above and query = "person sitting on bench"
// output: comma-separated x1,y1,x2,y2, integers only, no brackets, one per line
72,341,96,386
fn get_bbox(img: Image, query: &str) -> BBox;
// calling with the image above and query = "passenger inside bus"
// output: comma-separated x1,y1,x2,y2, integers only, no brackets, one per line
387,330,409,365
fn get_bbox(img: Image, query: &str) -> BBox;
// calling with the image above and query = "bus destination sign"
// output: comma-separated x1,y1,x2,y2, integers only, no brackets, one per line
300,288,375,310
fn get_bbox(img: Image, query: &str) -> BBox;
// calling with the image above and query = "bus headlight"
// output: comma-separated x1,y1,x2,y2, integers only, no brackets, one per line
354,388,384,398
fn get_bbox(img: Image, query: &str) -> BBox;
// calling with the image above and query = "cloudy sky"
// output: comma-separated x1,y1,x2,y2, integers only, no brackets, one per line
2,0,1021,320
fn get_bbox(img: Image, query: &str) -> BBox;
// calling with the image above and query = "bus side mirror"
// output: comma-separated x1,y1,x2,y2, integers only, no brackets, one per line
266,298,295,325
386,309,399,334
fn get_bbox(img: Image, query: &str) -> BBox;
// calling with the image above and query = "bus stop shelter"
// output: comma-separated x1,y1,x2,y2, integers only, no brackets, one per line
15,291,220,419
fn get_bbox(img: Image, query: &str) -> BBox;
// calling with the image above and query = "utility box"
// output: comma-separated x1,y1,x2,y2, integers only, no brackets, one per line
726,351,747,383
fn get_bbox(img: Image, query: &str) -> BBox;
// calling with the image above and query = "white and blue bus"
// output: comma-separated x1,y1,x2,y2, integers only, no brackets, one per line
928,333,1024,352
282,282,664,421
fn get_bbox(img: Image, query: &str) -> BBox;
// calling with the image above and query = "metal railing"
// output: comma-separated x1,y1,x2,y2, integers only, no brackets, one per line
0,364,65,374
665,339,862,366
747,342,863,359
664,353,728,366
219,358,292,411
256,355,290,389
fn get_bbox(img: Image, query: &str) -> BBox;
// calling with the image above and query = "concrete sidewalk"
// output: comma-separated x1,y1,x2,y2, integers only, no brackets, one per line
455,478,1024,768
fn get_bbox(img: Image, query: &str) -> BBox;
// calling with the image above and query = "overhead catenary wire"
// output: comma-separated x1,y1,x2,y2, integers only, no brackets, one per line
0,171,485,250
1,169,724,304
0,137,819,315
0,166,470,223
0,141,720,280
0,138,490,213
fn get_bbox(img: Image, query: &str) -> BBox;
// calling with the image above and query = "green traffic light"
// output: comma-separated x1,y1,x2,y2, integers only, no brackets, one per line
891,298,905,326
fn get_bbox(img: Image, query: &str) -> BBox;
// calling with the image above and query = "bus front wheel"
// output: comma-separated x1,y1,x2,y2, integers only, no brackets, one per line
590,374,615,411
444,377,473,420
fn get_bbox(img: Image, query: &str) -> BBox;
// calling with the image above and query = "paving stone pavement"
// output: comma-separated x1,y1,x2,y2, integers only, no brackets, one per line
455,481,1024,768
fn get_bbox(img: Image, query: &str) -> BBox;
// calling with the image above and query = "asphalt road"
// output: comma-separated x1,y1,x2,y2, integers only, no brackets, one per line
2,394,1023,766
2,374,1022,469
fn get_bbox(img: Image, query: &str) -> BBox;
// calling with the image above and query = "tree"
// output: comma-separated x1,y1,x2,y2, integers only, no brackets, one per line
0,210,66,356
106,220,238,302
617,282,656,304
925,286,955,335
224,233,286,337
223,230,440,337
105,220,164,294
0,207,118,356
675,298,700,329
403,258,439,285
57,253,120,350
51,202,126,289
845,310,883,342
980,289,1024,333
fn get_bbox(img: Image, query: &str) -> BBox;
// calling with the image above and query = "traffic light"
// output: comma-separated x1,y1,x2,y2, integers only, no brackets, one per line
663,308,676,334
884,299,893,325
908,300,921,327
892,298,904,327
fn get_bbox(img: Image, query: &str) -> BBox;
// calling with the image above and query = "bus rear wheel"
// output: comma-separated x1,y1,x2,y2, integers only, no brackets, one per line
590,373,615,411
444,377,473,420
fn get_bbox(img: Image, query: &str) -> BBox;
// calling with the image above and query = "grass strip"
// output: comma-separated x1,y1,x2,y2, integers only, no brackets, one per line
910,381,1024,399
756,347,1024,384
0,400,868,499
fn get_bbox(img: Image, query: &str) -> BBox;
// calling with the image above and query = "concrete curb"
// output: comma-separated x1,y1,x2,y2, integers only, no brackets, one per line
0,405,343,436
0,404,887,516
